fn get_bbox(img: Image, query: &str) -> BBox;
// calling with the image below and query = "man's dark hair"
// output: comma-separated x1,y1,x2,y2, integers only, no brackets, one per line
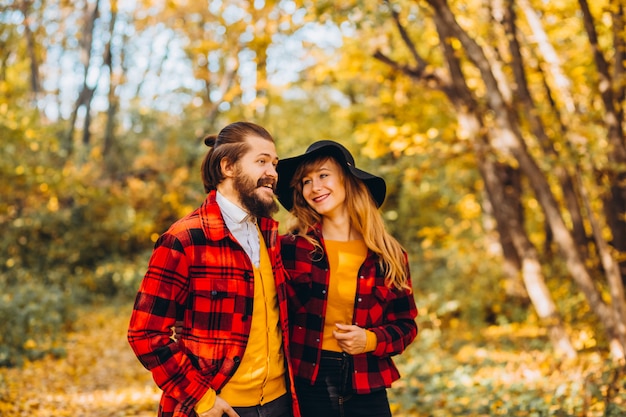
201,121,274,192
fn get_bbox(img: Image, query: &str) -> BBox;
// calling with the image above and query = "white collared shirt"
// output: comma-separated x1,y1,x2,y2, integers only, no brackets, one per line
216,191,260,267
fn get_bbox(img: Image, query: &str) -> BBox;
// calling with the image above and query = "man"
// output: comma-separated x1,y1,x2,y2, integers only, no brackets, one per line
128,121,300,417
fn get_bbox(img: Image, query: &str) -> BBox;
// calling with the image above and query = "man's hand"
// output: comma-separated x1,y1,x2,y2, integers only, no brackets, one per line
333,323,367,355
197,396,239,417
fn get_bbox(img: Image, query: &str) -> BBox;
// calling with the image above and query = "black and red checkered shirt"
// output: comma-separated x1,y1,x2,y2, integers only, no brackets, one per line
280,225,418,394
128,190,300,417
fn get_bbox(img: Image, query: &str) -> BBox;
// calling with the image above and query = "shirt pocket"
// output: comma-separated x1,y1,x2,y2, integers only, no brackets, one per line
287,272,313,312
194,278,239,302
189,279,244,339
366,285,399,325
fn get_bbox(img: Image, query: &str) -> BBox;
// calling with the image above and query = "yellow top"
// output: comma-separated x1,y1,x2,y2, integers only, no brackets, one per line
323,239,377,353
196,228,286,413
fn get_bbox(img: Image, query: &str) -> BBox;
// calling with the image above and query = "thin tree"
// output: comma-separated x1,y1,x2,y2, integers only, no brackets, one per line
65,0,100,159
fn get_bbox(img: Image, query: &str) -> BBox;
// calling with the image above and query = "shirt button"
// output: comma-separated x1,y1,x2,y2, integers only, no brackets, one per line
322,290,327,294
358,297,362,302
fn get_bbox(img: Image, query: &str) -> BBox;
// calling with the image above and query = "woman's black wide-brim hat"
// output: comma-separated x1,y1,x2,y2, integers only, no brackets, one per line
275,140,386,211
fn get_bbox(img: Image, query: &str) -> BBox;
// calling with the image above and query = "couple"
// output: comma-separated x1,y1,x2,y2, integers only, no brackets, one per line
127,121,418,417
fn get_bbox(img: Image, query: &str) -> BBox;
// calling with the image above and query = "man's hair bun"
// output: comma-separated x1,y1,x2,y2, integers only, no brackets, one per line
203,134,217,147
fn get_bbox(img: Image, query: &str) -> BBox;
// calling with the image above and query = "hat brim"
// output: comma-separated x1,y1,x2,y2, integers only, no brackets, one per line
275,143,386,211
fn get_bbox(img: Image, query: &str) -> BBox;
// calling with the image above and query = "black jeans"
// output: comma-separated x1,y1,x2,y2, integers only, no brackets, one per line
228,393,292,417
295,351,392,417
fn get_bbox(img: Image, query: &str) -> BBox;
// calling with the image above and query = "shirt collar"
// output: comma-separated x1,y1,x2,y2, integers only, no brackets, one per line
216,190,255,224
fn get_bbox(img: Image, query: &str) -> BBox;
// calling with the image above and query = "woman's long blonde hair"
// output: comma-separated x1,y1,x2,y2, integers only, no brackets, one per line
286,156,411,292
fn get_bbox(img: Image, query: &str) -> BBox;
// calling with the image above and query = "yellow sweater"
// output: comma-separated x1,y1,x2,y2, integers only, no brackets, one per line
323,240,377,353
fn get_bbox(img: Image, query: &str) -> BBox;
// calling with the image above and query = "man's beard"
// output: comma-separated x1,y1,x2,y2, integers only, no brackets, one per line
233,168,279,218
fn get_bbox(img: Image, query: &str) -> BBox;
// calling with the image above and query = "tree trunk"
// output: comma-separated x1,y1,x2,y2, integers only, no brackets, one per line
578,0,626,283
102,2,119,176
576,169,626,354
19,0,41,98
65,0,100,157
482,179,527,298
477,129,576,357
502,0,589,257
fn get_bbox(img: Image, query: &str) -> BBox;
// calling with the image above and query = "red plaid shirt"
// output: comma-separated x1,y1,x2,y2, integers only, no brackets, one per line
128,190,300,417
280,225,418,394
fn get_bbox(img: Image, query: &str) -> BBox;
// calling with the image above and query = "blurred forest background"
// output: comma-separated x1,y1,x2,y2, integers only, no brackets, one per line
1,0,626,415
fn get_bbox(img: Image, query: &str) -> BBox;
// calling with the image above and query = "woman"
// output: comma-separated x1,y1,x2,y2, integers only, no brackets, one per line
275,140,418,417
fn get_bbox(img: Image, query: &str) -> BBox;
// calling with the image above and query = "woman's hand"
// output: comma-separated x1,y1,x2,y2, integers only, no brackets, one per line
333,323,367,355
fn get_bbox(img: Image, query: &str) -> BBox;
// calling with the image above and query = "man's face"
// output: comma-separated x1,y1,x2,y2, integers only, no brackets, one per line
232,135,279,218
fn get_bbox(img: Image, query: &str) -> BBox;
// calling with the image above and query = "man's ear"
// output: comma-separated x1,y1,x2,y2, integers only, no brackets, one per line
220,157,235,178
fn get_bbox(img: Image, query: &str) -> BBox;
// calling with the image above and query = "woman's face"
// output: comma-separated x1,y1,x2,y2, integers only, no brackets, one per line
301,157,346,218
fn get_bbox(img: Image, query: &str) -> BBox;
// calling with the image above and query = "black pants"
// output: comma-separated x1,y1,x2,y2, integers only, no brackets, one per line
228,393,292,417
295,351,392,417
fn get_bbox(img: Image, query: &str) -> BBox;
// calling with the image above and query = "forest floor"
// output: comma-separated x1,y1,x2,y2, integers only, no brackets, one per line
0,302,161,417
1,302,626,416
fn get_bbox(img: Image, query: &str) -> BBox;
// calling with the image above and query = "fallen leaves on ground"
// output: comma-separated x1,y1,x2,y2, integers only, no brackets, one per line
2,302,626,416
0,302,160,417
